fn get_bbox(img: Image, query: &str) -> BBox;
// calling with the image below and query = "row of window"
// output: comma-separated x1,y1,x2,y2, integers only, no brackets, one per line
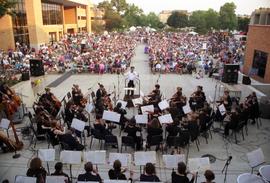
78,16,87,20
42,2,63,25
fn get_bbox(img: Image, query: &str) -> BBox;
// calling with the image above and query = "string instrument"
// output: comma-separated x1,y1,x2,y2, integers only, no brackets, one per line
51,93,61,109
4,86,21,107
1,93,24,150
0,132,21,152
0,91,18,115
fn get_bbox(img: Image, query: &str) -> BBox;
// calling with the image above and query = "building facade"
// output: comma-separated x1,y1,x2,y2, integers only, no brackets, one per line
243,8,270,83
159,10,189,24
0,0,92,50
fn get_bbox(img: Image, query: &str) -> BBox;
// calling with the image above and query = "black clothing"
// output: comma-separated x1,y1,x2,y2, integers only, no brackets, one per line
51,171,70,182
77,172,102,182
108,169,127,180
140,174,160,182
224,112,239,136
172,171,194,183
58,133,84,150
127,80,135,96
147,127,163,143
124,125,142,150
26,167,47,183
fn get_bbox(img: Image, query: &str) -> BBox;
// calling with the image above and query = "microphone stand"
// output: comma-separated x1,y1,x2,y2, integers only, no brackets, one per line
222,156,232,183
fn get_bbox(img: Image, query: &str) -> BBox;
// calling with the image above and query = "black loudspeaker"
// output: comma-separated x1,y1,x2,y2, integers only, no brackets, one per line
222,64,239,84
21,71,30,81
242,75,251,85
30,59,44,76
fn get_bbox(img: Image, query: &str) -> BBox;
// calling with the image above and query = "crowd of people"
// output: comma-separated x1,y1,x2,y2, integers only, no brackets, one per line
145,32,245,76
0,31,139,79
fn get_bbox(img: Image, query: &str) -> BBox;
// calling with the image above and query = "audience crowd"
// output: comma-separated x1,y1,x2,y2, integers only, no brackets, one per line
145,32,245,76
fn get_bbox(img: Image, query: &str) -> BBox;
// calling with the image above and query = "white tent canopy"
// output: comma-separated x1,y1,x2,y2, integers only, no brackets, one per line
188,31,198,35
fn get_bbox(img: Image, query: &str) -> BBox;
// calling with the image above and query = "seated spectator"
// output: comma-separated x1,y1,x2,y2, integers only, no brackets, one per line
78,162,102,182
202,170,215,183
26,157,47,183
51,162,70,182
172,162,195,183
140,163,160,182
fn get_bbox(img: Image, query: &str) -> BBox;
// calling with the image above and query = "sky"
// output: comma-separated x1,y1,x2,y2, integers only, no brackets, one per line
91,0,270,15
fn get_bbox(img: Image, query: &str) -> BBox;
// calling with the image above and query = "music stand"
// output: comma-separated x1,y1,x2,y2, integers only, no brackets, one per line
246,148,265,174
60,150,82,180
38,148,56,174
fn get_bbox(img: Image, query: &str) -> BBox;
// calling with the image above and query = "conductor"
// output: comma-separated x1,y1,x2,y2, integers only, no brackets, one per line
126,66,138,96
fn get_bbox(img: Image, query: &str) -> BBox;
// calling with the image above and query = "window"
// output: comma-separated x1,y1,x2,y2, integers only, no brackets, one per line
42,1,63,25
81,16,87,20
267,14,270,25
49,32,57,43
254,14,260,24
12,0,29,46
252,50,268,78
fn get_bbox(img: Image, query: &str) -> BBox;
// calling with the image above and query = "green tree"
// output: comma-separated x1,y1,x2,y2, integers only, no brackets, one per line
104,9,123,31
92,20,105,33
237,16,250,32
189,11,207,34
123,3,143,27
167,11,188,28
145,12,164,29
204,9,219,30
111,0,128,13
219,2,237,30
0,0,16,18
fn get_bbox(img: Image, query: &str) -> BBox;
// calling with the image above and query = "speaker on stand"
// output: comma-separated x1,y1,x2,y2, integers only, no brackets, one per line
242,75,251,85
222,64,239,84
30,59,44,76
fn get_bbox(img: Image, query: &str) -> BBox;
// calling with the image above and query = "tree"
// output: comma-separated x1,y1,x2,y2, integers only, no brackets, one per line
219,2,237,30
189,11,207,34
104,9,123,31
145,12,164,29
123,3,143,27
111,0,128,14
0,0,16,18
92,20,105,33
167,11,188,28
237,16,250,32
204,9,219,30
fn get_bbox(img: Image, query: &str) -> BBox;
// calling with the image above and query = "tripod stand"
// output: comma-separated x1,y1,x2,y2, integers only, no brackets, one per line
222,156,232,183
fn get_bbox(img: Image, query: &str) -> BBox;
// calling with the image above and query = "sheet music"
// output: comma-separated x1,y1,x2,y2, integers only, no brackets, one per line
104,180,130,183
38,149,55,162
183,105,192,114
132,97,143,106
141,105,154,114
109,153,131,167
86,103,94,113
60,151,82,164
102,110,121,123
135,114,148,124
84,151,106,165
117,100,128,109
158,114,173,124
46,176,67,183
15,176,36,183
163,154,185,168
0,118,10,129
218,104,226,116
140,91,145,97
247,148,265,168
188,157,210,173
71,118,85,132
134,151,156,166
158,100,170,110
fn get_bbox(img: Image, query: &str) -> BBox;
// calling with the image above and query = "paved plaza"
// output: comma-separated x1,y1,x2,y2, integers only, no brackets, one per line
0,44,269,182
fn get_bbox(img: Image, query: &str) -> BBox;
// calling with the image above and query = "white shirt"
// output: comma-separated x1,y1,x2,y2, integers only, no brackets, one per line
126,71,138,81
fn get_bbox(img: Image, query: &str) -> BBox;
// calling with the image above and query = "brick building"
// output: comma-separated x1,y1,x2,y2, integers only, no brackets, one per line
243,8,270,83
